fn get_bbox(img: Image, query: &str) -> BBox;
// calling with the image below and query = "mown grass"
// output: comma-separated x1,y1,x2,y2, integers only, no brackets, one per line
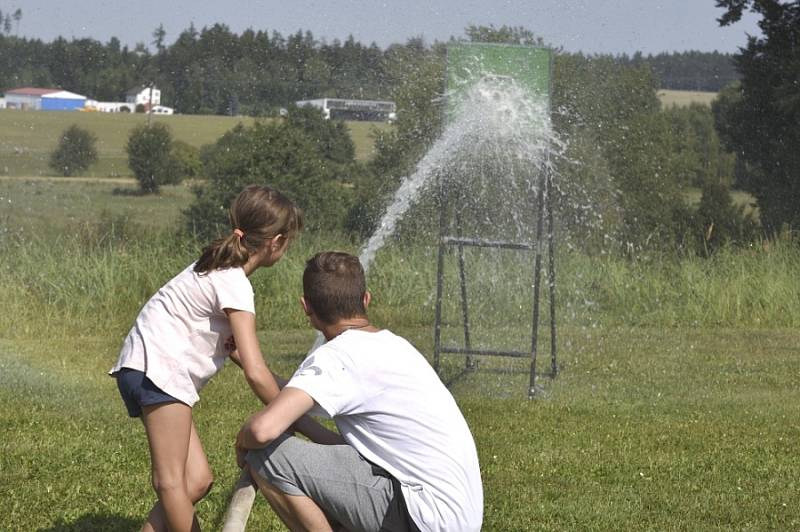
0,177,194,238
3,323,799,531
0,110,388,177
2,179,800,530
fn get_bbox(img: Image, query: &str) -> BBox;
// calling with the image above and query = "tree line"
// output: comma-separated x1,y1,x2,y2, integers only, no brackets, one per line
14,14,798,250
619,50,739,92
2,23,736,116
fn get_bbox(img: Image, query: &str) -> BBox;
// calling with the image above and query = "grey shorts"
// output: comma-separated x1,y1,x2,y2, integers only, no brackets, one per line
246,434,420,532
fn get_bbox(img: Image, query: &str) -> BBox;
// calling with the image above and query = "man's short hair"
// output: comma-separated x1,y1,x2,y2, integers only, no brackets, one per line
303,252,367,325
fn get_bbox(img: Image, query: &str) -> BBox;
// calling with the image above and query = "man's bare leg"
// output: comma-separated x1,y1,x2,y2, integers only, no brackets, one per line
249,466,333,532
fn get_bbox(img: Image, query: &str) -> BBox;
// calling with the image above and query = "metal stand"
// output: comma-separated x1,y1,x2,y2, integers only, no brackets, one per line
433,164,557,399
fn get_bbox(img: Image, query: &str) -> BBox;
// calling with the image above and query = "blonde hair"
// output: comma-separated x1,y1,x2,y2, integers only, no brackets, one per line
194,185,303,273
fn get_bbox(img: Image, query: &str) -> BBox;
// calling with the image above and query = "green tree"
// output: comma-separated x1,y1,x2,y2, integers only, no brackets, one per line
170,140,201,180
48,124,98,177
126,122,180,194
186,121,354,237
347,39,445,238
662,103,736,188
12,8,21,34
464,24,547,46
714,0,800,233
693,179,757,254
603,111,694,248
286,104,355,164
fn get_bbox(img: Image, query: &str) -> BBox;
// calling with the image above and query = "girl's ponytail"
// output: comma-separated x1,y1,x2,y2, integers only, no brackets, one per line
194,231,250,273
194,185,303,274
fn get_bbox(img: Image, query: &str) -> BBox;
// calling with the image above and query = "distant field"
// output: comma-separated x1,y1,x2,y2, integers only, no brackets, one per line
658,89,718,108
0,110,388,177
0,177,194,238
684,186,759,219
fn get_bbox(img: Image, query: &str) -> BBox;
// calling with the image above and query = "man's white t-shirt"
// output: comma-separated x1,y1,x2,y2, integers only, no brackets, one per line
109,263,255,406
286,329,483,532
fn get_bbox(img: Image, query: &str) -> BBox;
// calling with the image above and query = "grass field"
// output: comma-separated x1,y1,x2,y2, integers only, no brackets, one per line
2,180,800,530
657,89,718,108
684,186,760,219
0,110,388,177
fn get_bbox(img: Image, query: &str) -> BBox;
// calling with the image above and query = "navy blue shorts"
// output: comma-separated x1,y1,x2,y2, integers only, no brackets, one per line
114,368,183,418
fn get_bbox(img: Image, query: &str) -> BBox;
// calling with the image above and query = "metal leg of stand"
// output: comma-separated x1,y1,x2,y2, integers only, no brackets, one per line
455,208,473,370
546,171,558,377
529,170,546,399
433,186,447,373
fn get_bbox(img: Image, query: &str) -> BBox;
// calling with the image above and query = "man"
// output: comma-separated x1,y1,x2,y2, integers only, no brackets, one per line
236,251,483,532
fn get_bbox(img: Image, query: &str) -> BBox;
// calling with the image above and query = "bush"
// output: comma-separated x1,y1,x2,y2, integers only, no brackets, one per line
171,140,201,180
126,122,181,194
285,105,356,165
48,124,98,177
186,120,357,238
693,180,758,255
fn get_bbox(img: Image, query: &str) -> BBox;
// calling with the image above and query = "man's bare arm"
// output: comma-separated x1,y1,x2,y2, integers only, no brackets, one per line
235,387,315,467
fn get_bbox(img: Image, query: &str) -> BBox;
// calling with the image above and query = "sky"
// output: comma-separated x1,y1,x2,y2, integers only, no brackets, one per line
8,0,762,55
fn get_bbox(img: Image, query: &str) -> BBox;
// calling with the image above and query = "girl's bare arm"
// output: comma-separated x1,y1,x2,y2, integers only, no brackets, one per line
226,309,281,404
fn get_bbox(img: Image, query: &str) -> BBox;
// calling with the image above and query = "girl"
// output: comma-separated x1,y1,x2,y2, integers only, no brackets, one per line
110,184,303,532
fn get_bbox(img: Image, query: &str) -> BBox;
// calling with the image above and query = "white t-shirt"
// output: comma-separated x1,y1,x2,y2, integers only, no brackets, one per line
286,329,483,532
109,263,255,406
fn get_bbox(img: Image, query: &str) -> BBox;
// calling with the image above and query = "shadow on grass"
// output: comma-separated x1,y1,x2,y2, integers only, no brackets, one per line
111,186,147,196
39,514,139,532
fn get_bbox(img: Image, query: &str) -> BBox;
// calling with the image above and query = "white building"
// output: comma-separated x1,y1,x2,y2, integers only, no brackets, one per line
88,101,135,113
0,97,6,109
295,98,396,122
150,105,174,115
3,87,87,111
85,85,173,114
5,87,58,110
126,85,161,107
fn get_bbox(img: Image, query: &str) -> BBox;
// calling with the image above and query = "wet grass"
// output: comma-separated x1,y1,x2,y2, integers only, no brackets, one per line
2,326,799,530
2,178,800,529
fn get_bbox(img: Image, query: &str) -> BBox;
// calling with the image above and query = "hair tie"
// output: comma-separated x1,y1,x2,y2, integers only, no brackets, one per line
233,228,245,238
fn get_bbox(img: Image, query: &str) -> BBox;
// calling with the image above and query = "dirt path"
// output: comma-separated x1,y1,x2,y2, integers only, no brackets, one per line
0,175,137,185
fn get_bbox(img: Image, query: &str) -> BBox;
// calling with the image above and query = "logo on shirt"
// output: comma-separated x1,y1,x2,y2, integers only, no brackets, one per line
296,356,323,377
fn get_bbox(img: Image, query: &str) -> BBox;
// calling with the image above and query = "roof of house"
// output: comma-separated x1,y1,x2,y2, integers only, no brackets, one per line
41,90,86,100
126,85,155,95
5,87,61,96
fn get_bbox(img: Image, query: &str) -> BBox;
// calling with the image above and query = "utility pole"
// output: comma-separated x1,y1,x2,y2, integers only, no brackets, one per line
147,81,154,126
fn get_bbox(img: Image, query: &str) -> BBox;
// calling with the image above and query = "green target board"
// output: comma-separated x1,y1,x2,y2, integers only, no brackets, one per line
445,42,552,124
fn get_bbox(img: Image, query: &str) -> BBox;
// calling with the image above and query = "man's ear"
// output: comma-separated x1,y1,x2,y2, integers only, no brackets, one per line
300,296,312,316
363,291,371,310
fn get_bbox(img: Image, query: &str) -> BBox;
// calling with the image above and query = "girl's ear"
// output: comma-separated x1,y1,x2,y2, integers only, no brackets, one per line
270,234,285,251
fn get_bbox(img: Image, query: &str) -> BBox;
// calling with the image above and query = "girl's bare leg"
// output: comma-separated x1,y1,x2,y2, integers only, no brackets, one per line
140,403,212,532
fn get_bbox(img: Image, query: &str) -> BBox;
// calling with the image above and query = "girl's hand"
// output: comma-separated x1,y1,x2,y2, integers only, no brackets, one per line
225,336,244,368
224,335,237,352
